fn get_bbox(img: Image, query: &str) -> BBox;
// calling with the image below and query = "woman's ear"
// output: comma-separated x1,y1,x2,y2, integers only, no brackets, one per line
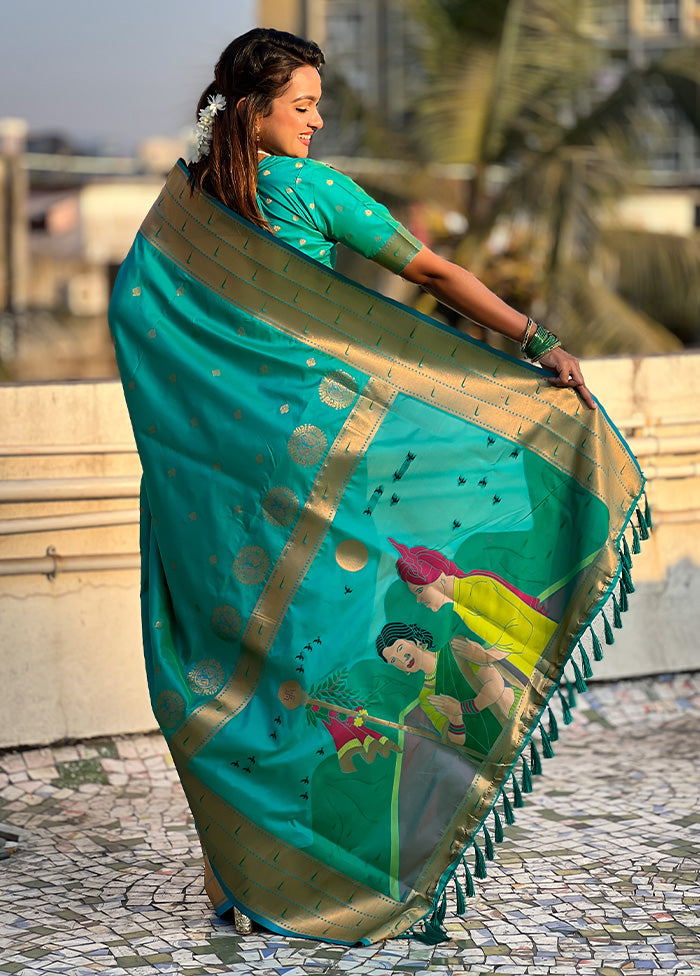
236,96,247,117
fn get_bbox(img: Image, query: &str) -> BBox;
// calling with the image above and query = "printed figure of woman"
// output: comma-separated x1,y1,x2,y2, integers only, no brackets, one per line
375,622,510,753
390,538,558,683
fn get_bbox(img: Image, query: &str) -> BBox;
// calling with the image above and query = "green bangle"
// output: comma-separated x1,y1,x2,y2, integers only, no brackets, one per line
523,323,561,362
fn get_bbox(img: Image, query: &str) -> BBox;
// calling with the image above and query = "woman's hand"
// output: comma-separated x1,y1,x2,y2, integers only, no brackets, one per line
427,694,463,723
538,346,597,411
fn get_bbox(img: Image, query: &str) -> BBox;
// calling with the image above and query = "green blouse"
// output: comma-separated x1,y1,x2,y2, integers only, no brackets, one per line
256,155,423,273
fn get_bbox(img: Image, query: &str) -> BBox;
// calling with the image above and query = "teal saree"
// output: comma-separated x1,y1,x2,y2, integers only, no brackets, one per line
108,160,647,945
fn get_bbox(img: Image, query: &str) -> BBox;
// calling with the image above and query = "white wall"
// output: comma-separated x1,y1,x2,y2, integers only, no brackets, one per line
1,355,698,748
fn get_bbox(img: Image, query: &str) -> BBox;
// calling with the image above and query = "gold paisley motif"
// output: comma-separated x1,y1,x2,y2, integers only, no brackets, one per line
154,690,185,729
233,545,271,586
210,605,242,641
287,424,327,467
318,370,358,410
187,659,226,696
262,486,300,528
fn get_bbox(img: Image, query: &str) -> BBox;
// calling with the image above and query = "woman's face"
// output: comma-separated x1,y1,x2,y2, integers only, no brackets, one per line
407,574,451,611
257,64,323,158
380,638,425,674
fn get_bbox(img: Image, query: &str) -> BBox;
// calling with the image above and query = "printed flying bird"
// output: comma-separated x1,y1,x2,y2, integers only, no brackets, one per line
458,476,466,485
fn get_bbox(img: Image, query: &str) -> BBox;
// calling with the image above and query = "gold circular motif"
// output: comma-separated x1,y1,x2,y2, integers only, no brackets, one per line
154,690,185,729
335,539,369,573
263,486,300,528
318,370,358,410
233,545,271,586
187,659,226,696
287,425,327,467
210,605,242,641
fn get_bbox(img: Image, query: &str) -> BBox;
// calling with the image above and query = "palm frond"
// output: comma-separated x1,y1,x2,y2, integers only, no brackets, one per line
545,265,683,356
601,227,700,343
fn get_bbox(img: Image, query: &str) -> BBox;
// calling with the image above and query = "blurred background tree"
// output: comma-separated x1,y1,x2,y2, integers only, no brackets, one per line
399,0,700,355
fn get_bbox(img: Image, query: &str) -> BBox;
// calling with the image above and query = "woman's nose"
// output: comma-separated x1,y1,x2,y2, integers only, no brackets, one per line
311,109,323,130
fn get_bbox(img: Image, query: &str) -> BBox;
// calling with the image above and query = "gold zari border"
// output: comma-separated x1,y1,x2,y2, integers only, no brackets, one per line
179,764,426,943
170,377,395,761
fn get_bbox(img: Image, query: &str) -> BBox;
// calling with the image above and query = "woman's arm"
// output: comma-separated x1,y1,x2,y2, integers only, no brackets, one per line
402,247,596,410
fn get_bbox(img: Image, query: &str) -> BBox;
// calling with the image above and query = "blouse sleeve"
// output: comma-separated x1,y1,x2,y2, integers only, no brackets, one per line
301,161,423,273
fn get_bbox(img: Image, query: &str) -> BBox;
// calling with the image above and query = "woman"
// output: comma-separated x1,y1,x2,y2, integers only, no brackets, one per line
389,538,558,683
109,28,645,945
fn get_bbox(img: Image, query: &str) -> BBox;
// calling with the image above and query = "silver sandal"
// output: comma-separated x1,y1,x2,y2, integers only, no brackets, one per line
233,906,254,935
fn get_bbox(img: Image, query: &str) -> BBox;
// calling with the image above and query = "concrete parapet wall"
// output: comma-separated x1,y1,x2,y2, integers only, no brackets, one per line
1,356,698,748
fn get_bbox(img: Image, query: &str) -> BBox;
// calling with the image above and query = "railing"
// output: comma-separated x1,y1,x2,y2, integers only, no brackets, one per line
2,407,698,578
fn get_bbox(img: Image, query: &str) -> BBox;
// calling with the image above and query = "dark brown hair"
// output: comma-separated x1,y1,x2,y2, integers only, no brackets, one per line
188,28,324,228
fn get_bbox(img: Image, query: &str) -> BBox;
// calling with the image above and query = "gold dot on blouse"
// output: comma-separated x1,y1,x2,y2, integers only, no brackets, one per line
148,329,156,338
309,203,315,210
320,250,326,256
265,197,272,204
264,170,271,176
293,215,299,221
336,205,343,212
286,187,293,194
326,179,333,185
295,161,303,168
299,239,306,245
132,286,141,297
296,177,302,183
273,225,281,233
365,209,372,216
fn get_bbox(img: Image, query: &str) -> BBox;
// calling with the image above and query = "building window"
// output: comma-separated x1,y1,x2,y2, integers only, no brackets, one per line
584,0,629,38
644,0,681,34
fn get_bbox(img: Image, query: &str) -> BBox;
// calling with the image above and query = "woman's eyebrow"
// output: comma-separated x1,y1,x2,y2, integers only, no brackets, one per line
292,94,319,102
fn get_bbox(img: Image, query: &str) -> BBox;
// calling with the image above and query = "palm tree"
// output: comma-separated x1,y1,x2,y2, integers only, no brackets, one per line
403,0,700,355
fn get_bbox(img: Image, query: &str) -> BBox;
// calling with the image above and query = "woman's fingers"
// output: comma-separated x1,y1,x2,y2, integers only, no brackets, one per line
538,348,597,411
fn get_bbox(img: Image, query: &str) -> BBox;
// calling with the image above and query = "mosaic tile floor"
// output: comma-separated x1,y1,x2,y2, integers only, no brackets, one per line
1,673,699,976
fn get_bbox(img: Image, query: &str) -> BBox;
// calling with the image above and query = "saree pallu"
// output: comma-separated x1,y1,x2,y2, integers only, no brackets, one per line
108,161,647,945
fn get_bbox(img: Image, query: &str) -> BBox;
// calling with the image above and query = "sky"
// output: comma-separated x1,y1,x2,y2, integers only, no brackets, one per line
1,0,256,152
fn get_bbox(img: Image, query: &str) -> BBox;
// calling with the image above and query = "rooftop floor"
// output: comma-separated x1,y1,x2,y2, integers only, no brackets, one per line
1,673,699,976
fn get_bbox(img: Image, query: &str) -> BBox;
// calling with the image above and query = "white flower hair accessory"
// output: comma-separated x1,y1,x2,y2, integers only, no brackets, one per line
191,93,227,162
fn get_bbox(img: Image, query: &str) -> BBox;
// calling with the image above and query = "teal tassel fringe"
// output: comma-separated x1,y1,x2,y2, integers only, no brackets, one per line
474,840,487,879
462,856,475,897
522,757,533,792
512,773,524,808
603,612,615,645
455,874,466,915
540,725,554,759
644,492,653,531
591,629,604,662
621,563,635,593
417,918,448,944
570,655,587,694
529,740,542,776
579,642,593,679
632,522,641,553
557,687,573,724
565,677,577,708
547,705,559,742
437,891,447,923
612,594,622,628
493,806,504,842
621,535,632,569
483,825,494,861
637,507,649,541
619,583,629,613
502,789,515,825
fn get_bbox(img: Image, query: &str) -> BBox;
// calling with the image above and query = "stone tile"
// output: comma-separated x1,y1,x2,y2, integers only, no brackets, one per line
0,674,698,975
